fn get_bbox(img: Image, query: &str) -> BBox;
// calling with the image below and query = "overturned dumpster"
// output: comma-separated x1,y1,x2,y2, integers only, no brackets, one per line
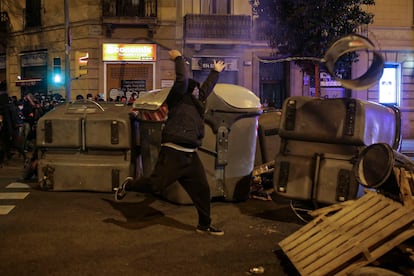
273,96,401,206
36,100,137,192
255,108,282,166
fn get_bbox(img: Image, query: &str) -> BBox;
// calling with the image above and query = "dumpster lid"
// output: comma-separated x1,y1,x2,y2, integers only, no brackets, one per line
213,84,261,109
133,88,171,111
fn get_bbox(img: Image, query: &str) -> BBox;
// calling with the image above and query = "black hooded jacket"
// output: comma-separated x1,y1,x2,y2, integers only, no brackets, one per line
162,56,220,148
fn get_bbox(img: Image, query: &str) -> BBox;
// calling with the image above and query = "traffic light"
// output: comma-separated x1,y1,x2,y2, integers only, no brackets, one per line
75,51,89,77
53,57,62,84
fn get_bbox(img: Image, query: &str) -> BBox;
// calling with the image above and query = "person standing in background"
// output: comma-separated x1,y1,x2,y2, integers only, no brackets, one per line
0,91,11,166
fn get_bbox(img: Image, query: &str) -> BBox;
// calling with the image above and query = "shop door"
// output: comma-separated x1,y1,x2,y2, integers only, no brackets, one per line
261,81,285,109
106,63,154,101
259,62,287,109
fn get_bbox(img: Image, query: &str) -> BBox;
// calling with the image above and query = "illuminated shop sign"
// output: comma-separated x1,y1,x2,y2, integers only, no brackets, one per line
102,44,157,61
320,72,342,87
191,57,238,71
20,51,48,67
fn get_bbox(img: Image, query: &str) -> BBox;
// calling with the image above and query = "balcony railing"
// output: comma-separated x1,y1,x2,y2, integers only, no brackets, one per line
102,0,157,23
102,0,157,37
184,14,268,43
185,14,251,41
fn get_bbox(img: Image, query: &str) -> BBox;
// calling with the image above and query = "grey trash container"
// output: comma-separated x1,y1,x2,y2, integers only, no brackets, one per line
134,85,262,204
132,89,169,177
36,101,135,192
164,84,262,203
255,108,282,166
274,96,402,205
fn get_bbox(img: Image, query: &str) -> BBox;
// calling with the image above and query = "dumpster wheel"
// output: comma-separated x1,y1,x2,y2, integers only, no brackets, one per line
39,165,55,191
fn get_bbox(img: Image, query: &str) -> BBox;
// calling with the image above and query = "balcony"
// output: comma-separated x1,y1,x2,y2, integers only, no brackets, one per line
184,14,268,45
102,0,157,26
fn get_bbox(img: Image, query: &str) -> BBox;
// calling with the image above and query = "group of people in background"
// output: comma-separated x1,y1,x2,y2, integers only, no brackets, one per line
0,88,141,168
75,91,139,105
0,91,61,168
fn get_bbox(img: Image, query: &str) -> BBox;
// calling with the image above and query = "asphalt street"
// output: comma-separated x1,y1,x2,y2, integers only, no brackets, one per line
0,155,304,276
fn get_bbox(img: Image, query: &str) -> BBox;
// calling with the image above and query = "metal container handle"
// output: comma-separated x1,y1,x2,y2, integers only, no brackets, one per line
65,99,105,113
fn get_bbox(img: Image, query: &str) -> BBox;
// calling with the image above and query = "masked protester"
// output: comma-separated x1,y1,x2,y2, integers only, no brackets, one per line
114,50,226,236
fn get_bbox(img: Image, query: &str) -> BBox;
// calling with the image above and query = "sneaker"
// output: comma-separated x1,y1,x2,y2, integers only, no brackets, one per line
114,177,133,201
196,225,224,236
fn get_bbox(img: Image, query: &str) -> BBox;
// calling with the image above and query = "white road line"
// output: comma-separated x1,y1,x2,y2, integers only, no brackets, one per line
0,184,31,215
0,205,15,215
0,192,30,199
6,182,31,189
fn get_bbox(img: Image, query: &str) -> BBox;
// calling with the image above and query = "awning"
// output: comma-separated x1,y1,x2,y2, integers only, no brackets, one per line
15,78,43,87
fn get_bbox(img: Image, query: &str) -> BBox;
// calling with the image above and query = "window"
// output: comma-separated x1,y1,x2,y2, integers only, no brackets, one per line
115,0,156,17
200,0,231,15
25,0,41,28
379,63,400,105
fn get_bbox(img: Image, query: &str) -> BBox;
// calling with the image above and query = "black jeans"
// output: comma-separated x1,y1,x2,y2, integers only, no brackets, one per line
129,146,211,227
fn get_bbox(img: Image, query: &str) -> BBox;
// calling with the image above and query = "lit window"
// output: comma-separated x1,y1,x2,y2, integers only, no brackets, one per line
379,64,400,106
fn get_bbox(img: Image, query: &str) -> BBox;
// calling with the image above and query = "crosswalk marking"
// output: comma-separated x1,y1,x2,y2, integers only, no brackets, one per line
6,182,31,189
0,205,15,215
0,192,30,199
1,182,31,215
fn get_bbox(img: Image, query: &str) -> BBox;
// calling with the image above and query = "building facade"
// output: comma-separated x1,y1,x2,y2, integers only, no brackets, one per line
0,0,413,136
362,0,414,139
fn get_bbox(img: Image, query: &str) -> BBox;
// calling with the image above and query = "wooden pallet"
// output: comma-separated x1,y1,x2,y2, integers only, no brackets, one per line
395,167,414,209
279,167,414,276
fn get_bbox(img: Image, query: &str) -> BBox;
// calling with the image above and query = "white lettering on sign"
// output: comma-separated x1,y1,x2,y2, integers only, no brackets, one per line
103,44,157,61
191,57,238,71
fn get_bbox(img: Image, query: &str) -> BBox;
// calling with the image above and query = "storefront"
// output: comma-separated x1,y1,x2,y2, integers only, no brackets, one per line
18,51,48,98
308,71,345,99
102,43,156,101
